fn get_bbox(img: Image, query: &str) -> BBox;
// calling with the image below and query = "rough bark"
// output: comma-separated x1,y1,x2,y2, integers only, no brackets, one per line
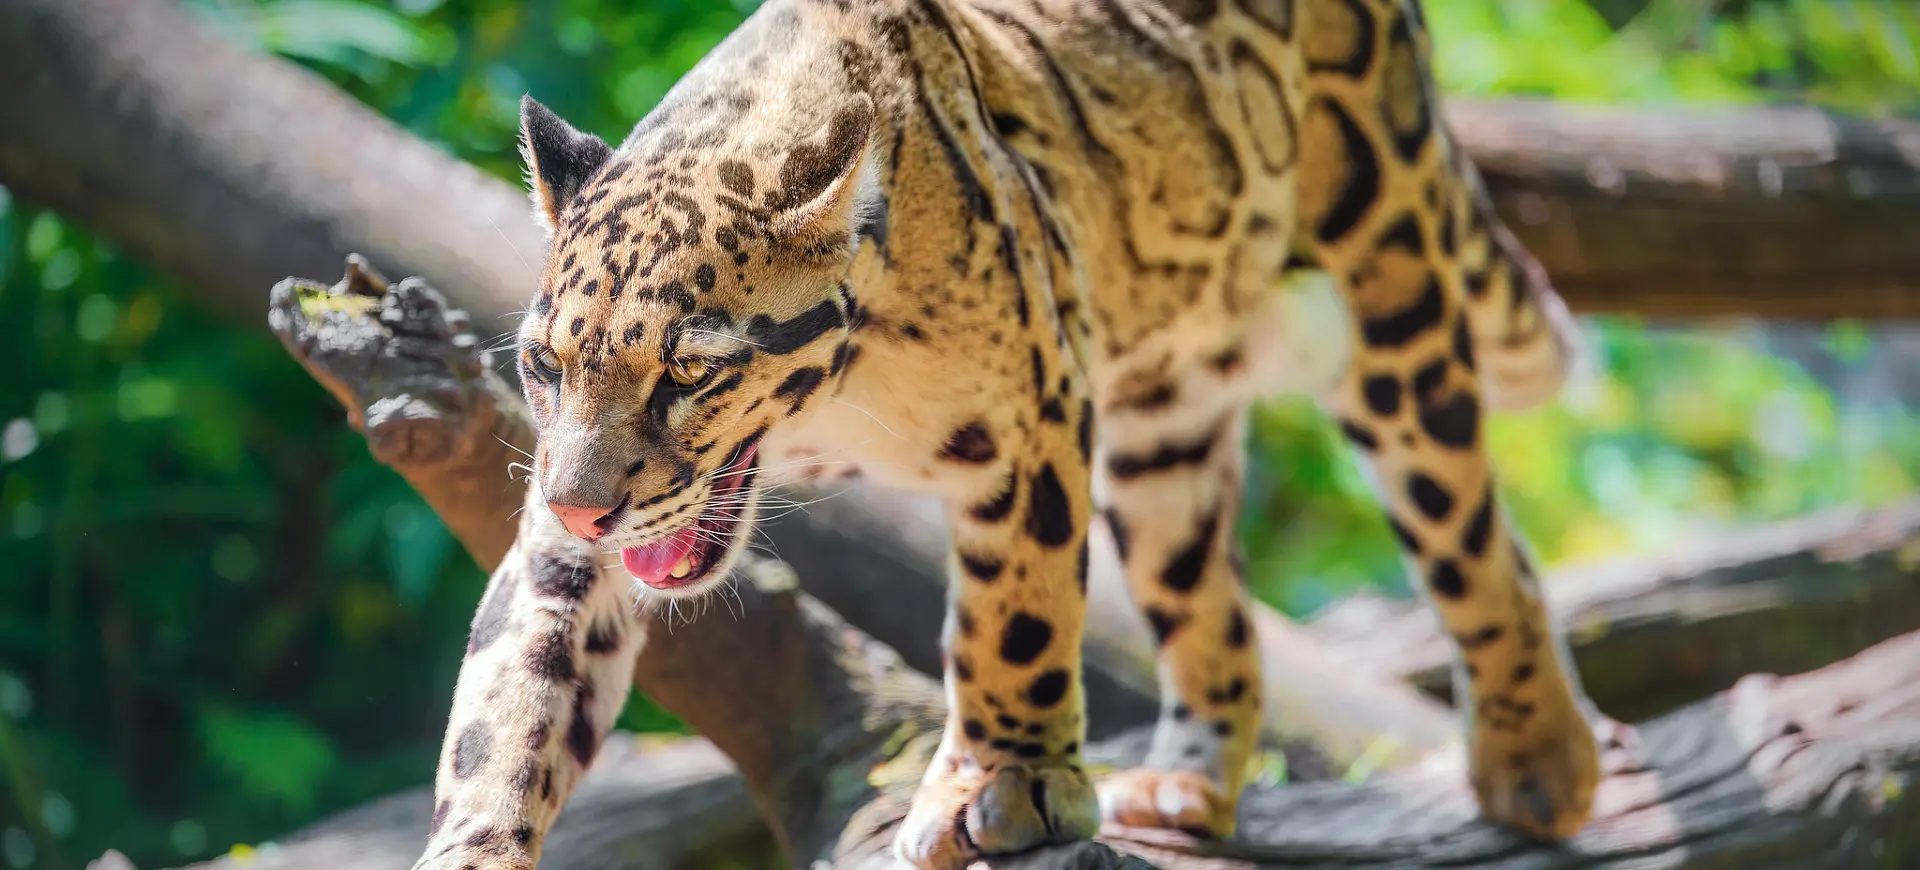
1310,499,1920,721
1452,98,1920,320
142,628,1920,869
5,0,1918,326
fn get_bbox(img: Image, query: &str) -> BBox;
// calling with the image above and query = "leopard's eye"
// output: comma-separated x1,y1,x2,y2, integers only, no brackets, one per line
669,357,712,387
533,346,563,377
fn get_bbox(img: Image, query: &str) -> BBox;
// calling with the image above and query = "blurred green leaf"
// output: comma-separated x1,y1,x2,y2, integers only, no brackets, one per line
195,707,337,814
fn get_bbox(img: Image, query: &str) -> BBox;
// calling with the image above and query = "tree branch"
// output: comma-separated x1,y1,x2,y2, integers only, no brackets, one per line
1454,99,1920,320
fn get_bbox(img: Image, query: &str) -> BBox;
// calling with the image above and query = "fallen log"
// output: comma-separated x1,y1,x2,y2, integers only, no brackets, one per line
1310,499,1920,721
136,261,1914,870
4,0,1917,325
146,629,1920,868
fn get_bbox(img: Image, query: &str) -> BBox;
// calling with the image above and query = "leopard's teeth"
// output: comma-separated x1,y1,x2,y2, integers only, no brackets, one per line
669,553,694,579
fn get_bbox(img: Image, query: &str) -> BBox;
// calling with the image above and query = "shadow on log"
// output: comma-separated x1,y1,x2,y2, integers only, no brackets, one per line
103,261,1919,870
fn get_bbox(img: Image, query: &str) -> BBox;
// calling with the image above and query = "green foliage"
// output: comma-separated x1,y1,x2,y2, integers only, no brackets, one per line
0,1,1914,868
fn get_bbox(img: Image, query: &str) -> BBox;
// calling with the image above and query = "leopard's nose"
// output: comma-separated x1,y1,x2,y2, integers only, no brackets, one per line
548,501,616,541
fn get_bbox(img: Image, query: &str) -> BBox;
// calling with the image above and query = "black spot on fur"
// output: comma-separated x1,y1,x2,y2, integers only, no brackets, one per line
429,800,450,836
570,317,586,337
525,631,576,682
567,685,599,765
530,552,595,599
1512,662,1535,685
1378,212,1424,255
940,423,998,463
584,619,623,655
964,719,987,740
774,366,825,412
1039,398,1067,423
1462,487,1495,558
1144,606,1185,645
1172,703,1191,721
1226,608,1250,648
1420,393,1481,449
1212,720,1234,737
1108,423,1221,480
1361,374,1401,416
1077,401,1094,460
1387,517,1423,555
1025,668,1071,708
717,160,755,198
467,572,518,656
745,300,844,355
1429,558,1468,599
972,474,1018,522
453,723,491,778
1384,12,1434,162
1308,0,1374,77
695,263,717,293
1024,464,1076,548
1362,274,1446,348
1208,677,1248,704
465,826,496,848
1313,97,1381,244
1411,358,1448,403
999,612,1054,665
959,551,1005,582
1457,624,1503,650
1339,419,1379,452
1161,510,1220,593
1407,472,1454,520
1453,315,1476,370
954,654,975,682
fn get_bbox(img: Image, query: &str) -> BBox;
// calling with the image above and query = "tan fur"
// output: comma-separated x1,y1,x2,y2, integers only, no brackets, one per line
413,0,1598,867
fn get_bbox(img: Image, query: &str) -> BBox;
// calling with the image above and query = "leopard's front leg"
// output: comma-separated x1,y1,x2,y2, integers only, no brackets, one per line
893,413,1103,868
413,511,646,869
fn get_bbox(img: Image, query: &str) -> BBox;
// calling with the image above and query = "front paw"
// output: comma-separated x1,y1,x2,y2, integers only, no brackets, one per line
893,762,1101,870
1467,694,1601,840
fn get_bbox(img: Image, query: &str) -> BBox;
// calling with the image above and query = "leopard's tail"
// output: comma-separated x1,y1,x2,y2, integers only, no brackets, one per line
1452,159,1584,412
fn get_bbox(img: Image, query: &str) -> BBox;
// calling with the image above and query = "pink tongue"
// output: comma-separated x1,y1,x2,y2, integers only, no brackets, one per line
620,525,701,588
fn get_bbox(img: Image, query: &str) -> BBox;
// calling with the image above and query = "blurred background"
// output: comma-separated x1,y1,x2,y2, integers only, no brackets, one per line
0,0,1916,867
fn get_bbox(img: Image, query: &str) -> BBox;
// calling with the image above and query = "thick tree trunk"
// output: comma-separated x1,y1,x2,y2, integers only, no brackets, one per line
4,0,1917,326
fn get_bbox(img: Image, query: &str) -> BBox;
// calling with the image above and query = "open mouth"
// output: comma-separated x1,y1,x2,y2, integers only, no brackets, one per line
618,440,760,591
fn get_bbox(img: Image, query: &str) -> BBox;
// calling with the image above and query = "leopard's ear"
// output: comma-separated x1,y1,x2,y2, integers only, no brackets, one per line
769,94,882,256
519,96,613,235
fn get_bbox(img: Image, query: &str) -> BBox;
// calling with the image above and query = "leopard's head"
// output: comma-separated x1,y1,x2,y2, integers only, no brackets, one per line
514,94,879,597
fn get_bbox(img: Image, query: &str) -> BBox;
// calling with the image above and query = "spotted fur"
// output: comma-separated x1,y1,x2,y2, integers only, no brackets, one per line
414,0,1598,867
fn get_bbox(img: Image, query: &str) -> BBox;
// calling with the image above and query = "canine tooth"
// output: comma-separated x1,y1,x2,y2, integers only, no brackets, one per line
669,553,693,579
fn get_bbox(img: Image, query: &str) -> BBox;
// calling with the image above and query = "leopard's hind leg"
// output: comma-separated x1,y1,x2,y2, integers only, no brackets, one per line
1090,359,1265,838
1294,0,1601,839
